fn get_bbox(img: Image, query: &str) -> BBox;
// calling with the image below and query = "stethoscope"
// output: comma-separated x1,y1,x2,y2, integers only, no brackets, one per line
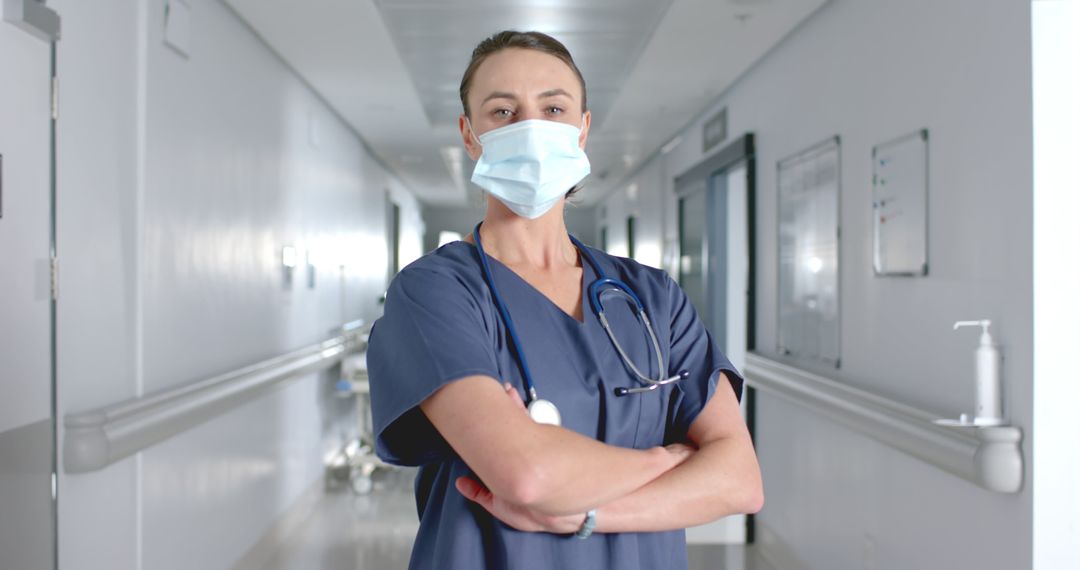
473,222,689,426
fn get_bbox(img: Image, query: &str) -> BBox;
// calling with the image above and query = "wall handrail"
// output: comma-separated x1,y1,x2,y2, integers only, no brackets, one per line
63,321,368,474
743,352,1023,493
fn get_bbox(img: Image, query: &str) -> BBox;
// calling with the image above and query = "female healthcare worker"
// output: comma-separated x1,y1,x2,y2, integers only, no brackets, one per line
367,30,763,570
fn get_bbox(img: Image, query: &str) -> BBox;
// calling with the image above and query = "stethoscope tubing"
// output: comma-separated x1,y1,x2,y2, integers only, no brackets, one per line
473,223,542,402
472,222,686,403
575,238,690,394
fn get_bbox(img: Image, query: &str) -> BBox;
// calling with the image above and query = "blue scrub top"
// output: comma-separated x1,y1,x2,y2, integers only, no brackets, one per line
367,240,743,570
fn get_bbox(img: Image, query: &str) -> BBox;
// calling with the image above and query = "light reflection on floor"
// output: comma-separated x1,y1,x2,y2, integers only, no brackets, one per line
259,469,418,570
259,469,776,570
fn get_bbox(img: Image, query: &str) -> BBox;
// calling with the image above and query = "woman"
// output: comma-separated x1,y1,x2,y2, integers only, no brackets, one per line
368,30,763,570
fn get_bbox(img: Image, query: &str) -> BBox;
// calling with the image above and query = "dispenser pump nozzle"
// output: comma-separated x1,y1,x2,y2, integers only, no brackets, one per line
954,319,993,345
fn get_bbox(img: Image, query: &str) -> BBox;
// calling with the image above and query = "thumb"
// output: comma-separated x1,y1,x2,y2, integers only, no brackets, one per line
455,476,485,502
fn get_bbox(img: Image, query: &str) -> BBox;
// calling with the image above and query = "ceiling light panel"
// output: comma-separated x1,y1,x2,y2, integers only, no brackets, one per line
230,0,828,206
374,0,673,130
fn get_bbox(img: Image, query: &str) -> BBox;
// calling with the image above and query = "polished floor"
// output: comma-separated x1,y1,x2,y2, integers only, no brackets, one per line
260,470,419,570
259,468,776,570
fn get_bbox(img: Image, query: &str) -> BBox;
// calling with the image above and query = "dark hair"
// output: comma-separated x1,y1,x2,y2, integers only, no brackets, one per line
459,30,588,119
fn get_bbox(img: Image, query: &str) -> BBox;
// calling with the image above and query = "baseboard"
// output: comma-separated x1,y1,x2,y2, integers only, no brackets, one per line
754,521,807,570
231,478,325,570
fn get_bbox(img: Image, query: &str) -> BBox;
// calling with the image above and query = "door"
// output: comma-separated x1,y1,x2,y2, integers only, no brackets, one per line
0,6,58,569
677,158,752,544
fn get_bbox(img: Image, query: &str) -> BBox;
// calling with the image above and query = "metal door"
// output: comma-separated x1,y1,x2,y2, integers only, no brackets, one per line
677,160,752,544
0,2,59,568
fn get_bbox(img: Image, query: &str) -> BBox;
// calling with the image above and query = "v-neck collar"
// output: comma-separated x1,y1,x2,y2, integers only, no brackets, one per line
460,240,591,326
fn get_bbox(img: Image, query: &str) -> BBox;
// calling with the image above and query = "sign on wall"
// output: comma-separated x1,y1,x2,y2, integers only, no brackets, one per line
702,107,728,153
872,129,929,276
777,137,841,368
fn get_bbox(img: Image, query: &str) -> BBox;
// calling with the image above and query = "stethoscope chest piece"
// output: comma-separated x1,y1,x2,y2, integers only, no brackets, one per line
527,399,562,426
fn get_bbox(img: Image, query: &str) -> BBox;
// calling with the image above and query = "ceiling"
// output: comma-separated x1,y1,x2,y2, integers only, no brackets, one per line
224,0,828,206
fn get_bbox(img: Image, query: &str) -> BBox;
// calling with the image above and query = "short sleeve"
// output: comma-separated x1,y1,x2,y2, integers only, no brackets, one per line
367,265,502,466
663,274,744,443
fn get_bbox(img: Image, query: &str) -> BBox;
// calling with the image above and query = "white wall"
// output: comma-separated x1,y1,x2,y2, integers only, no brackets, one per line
597,0,1033,567
1031,2,1080,568
53,0,422,568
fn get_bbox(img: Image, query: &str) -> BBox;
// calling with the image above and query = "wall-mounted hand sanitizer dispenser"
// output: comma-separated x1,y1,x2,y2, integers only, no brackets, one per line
953,320,1004,426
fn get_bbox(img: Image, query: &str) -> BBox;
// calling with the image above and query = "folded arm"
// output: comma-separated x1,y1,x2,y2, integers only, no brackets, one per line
420,374,692,516
447,373,763,535
593,374,763,532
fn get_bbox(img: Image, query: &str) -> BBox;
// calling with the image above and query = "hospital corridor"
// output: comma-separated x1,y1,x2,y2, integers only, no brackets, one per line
2,0,1078,569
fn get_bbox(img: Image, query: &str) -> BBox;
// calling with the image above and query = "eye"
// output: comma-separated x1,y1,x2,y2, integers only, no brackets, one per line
545,106,565,116
492,108,514,119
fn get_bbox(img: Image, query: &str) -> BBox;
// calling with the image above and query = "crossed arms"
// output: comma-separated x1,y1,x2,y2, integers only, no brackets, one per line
419,372,763,535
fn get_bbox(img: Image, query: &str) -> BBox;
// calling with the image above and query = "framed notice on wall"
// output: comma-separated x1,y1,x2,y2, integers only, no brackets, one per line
872,129,929,276
777,137,841,368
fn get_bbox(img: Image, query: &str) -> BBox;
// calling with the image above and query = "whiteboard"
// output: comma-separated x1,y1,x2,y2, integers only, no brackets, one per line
777,137,841,368
872,130,929,276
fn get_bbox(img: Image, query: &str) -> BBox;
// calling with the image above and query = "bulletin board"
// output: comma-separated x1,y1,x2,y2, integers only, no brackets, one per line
872,129,929,276
777,137,841,368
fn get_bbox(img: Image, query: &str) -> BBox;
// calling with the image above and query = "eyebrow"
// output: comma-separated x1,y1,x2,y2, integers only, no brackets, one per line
539,88,574,100
480,88,575,106
481,91,517,105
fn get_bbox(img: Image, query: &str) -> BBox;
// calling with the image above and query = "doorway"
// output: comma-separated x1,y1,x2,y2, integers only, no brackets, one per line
675,134,755,545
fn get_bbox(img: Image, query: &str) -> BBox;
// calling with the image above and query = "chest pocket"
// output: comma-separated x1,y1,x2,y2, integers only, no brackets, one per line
595,297,669,448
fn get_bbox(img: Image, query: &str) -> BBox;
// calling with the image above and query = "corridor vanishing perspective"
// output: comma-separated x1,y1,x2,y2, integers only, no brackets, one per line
1,0,1077,569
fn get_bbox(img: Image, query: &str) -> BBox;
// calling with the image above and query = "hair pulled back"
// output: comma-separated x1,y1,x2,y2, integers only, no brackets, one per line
459,30,587,118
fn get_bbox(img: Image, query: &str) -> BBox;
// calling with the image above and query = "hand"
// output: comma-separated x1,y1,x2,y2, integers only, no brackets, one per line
502,379,694,478
484,381,691,530
454,383,587,533
502,382,528,413
456,476,586,534
663,442,697,468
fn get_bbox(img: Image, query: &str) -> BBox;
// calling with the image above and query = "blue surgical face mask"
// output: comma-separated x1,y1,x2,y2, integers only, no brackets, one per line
469,118,591,219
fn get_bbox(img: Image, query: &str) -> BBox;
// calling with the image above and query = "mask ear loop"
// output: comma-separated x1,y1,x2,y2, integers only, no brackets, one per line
464,116,482,148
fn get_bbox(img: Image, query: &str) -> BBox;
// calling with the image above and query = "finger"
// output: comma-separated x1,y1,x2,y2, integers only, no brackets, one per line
455,476,493,506
662,443,695,468
456,477,537,532
503,382,527,412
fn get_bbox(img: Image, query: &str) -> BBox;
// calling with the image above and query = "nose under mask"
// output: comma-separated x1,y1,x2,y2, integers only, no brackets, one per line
468,118,591,220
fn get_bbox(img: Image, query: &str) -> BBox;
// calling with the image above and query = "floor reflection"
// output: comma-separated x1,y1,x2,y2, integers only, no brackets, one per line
259,469,418,570
258,468,776,570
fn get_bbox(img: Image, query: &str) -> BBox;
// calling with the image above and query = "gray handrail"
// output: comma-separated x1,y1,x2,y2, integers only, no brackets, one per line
63,321,369,474
743,352,1023,493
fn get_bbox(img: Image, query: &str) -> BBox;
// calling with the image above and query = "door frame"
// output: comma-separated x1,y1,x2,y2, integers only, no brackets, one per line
2,3,61,567
673,133,757,542
674,134,756,351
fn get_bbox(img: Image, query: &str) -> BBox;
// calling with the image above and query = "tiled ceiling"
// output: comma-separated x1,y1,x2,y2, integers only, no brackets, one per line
225,0,830,206
374,0,673,129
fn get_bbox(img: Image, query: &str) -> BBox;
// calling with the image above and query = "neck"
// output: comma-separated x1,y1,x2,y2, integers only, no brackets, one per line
476,196,577,269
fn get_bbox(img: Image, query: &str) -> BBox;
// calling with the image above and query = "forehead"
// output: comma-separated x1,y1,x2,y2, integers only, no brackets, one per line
470,48,583,102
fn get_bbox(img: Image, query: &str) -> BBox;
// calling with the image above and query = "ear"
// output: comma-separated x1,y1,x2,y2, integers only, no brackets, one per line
460,114,483,161
578,110,592,149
